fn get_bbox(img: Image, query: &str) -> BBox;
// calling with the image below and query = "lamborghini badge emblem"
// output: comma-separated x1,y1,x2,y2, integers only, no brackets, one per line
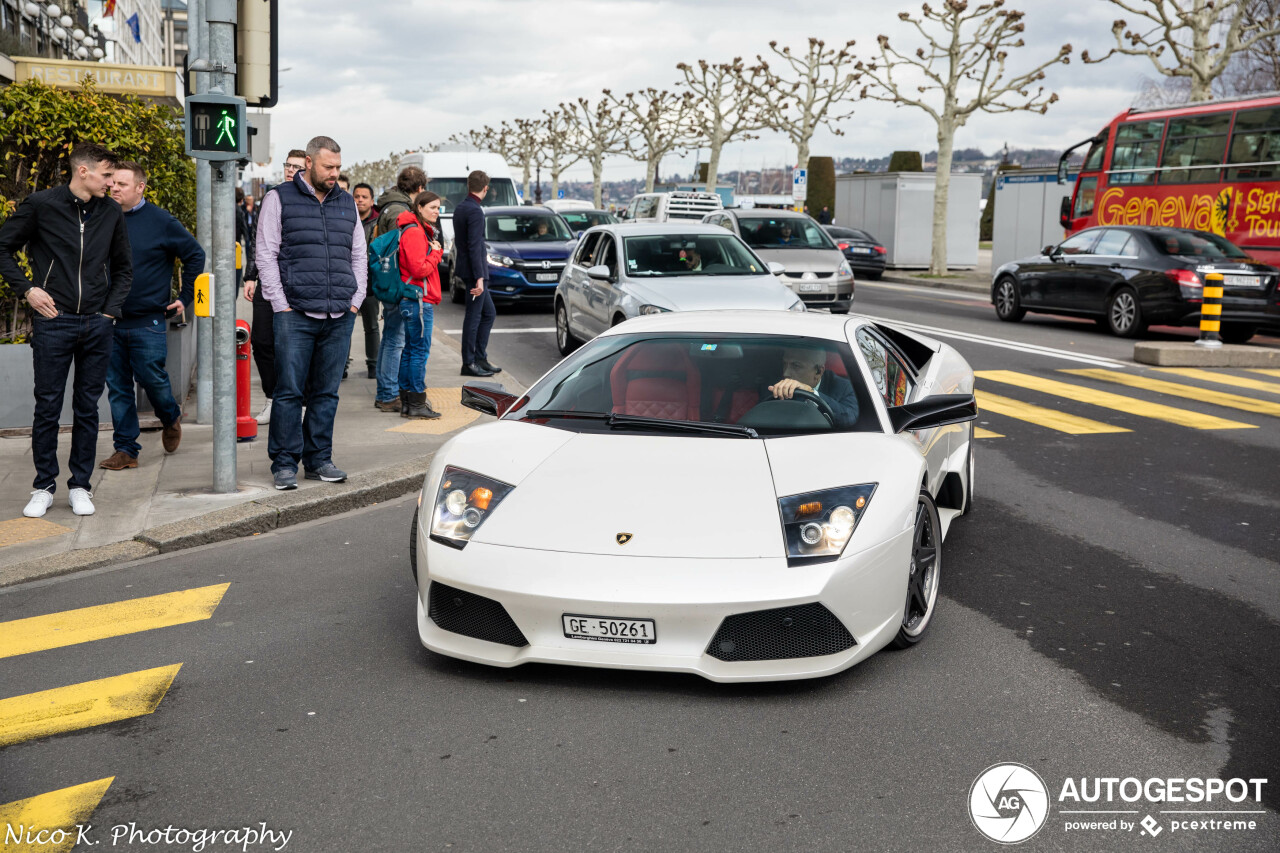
616,532,633,546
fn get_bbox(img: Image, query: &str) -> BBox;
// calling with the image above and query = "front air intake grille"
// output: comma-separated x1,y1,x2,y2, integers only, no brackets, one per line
706,603,855,662
428,582,528,647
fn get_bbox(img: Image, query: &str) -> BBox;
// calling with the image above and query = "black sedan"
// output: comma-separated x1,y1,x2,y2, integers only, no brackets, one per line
823,225,886,279
991,226,1280,343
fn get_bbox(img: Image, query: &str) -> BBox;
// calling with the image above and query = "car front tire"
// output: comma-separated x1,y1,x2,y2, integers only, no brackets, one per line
993,276,1025,322
409,506,419,581
891,491,940,649
450,273,465,305
1220,324,1257,345
555,301,581,355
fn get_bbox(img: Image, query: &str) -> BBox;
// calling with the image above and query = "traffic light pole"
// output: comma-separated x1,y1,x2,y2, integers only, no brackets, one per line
207,0,238,493
191,0,213,426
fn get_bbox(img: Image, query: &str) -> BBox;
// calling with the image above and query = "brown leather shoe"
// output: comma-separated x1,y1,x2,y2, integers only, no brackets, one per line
100,450,138,470
374,398,401,413
162,418,182,453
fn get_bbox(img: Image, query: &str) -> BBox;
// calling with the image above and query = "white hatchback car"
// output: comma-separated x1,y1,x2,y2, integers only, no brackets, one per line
411,311,978,682
554,223,803,355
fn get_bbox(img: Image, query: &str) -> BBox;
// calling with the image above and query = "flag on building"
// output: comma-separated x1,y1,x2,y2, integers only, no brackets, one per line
126,12,140,42
103,0,117,16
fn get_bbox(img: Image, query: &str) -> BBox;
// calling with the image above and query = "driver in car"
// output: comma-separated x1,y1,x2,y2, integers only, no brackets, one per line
533,220,550,239
767,346,859,428
678,247,703,271
778,223,797,245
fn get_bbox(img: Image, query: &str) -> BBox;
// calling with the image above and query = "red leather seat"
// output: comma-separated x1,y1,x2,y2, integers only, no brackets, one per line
825,351,848,377
610,343,701,421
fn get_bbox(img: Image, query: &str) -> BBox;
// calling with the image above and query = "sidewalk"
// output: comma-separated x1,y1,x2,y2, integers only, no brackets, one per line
0,299,500,587
877,248,993,296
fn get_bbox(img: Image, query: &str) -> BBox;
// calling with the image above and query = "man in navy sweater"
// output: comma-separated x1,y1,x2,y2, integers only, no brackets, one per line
100,162,204,470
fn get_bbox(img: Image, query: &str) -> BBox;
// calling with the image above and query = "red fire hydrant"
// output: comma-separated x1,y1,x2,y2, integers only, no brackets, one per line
236,319,258,441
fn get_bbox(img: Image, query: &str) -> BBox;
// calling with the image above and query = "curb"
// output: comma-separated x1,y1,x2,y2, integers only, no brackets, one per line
0,453,434,588
1133,341,1280,367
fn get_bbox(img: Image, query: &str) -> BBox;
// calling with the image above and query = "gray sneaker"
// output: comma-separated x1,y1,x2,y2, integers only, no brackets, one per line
273,469,298,490
304,462,347,483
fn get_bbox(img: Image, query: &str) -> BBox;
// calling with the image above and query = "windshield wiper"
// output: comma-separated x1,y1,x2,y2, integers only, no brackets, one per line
608,413,757,438
526,409,610,421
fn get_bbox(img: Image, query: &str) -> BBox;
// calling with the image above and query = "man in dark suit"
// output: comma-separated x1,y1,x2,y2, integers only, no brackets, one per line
453,170,501,377
767,346,859,428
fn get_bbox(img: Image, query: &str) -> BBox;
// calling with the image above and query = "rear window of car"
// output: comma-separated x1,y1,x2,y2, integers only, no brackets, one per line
739,217,836,250
1151,232,1249,259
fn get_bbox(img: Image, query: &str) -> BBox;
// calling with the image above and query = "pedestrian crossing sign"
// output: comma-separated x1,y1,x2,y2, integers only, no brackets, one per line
194,273,213,317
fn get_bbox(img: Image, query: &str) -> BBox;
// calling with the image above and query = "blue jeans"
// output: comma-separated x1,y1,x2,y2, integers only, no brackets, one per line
397,298,433,394
375,301,405,402
106,322,182,458
268,310,356,475
30,312,115,492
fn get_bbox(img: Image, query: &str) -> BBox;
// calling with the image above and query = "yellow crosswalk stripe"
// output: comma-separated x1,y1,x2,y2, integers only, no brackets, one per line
0,665,181,748
973,427,1003,439
976,370,1256,430
0,778,113,853
0,584,229,660
1064,369,1280,417
1153,368,1280,395
975,390,1130,435
1245,369,1280,378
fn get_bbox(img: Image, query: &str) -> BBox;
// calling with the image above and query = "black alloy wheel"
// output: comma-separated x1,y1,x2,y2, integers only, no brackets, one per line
555,301,580,355
891,491,940,649
1106,286,1146,338
994,277,1025,322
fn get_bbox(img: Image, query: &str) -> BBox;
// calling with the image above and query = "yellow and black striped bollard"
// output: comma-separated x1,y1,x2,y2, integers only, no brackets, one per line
1195,271,1223,349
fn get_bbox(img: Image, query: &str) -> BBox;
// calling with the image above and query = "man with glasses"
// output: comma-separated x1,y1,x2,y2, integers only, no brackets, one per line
246,149,307,423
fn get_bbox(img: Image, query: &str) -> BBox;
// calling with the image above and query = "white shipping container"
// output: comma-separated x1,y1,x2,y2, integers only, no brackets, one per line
991,169,1075,270
834,172,981,269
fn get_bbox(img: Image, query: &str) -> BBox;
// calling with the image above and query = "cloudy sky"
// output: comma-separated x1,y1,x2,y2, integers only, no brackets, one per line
267,0,1168,179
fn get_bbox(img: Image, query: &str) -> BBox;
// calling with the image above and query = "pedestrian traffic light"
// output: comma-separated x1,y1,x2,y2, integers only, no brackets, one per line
237,0,278,108
185,93,248,160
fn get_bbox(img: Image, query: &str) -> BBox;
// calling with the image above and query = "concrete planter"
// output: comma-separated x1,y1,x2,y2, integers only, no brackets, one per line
0,321,195,430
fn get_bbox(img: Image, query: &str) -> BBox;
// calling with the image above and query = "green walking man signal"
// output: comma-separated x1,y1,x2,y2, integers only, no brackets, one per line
185,93,248,161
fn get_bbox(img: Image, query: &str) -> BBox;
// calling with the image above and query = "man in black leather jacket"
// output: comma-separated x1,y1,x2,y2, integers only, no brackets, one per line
0,143,133,518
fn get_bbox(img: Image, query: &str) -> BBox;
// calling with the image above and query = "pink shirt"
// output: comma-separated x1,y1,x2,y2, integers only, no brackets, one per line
255,178,367,318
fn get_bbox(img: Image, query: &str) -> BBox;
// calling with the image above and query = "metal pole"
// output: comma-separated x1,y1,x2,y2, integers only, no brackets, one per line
208,0,238,492
192,0,213,424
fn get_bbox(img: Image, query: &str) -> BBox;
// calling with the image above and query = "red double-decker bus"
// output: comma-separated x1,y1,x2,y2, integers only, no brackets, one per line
1057,92,1280,265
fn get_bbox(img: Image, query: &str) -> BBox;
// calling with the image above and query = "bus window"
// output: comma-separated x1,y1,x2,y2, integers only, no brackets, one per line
1073,176,1098,218
1227,107,1280,181
1110,120,1164,185
1083,130,1108,172
1161,112,1232,184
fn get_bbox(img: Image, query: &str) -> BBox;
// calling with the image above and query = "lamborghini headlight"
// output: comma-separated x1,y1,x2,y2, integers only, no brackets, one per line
430,466,515,549
779,484,876,565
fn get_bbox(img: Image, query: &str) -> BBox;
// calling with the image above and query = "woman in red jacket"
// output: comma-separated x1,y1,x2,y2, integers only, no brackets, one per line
395,191,444,419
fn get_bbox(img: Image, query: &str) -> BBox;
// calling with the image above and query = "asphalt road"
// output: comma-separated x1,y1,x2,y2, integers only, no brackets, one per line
3,282,1278,852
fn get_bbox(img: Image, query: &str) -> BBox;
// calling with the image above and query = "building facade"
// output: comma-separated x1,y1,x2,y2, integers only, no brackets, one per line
160,0,184,70
103,0,162,68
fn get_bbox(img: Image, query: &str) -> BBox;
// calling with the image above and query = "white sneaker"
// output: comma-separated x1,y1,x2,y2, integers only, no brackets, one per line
23,488,54,518
68,488,95,516
256,399,273,425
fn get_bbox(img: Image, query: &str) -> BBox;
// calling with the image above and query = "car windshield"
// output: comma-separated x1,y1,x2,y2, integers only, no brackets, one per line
621,234,767,277
561,211,618,231
1152,231,1250,260
506,333,881,436
739,217,836,250
486,213,574,242
428,178,519,212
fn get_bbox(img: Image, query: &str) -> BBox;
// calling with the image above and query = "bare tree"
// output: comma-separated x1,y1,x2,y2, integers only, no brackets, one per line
347,148,421,193
856,1,1071,275
1082,0,1280,101
742,38,860,172
608,87,697,193
676,58,767,194
540,107,583,201
1233,0,1280,91
508,119,546,203
561,94,630,208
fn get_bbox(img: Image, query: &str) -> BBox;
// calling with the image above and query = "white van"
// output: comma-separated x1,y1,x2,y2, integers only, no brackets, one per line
622,191,723,223
543,199,595,213
395,151,520,273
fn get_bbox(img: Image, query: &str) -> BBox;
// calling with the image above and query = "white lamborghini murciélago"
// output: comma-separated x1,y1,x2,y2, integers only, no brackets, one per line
412,311,977,682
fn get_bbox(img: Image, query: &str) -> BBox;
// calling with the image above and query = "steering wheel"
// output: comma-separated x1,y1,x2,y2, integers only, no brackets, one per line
790,388,836,426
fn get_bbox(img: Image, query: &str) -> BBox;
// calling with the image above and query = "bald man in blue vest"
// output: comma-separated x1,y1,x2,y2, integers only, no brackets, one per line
255,135,367,491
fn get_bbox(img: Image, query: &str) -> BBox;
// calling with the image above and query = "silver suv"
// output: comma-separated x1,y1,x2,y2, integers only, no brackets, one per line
704,209,854,313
